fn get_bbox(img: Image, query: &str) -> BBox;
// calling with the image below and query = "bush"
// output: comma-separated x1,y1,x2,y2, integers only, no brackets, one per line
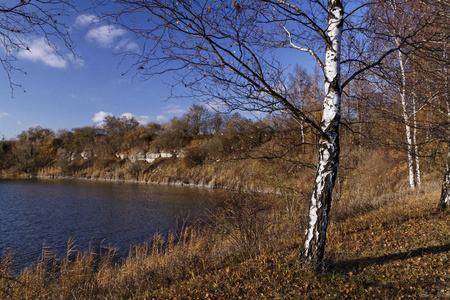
152,119,193,151
210,191,274,250
126,161,144,180
182,139,223,167
183,145,208,167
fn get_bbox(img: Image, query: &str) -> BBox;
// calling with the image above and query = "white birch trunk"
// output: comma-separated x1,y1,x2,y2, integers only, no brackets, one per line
303,0,343,265
439,43,449,209
441,148,450,209
358,96,362,150
412,97,421,187
396,45,416,190
300,122,305,144
440,103,450,209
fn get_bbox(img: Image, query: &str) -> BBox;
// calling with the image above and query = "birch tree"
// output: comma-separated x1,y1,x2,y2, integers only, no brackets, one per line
103,0,411,265
413,39,449,208
414,41,450,208
417,0,450,209
432,1,450,209
365,0,432,190
393,48,420,190
372,0,450,205
441,98,450,209
441,46,450,208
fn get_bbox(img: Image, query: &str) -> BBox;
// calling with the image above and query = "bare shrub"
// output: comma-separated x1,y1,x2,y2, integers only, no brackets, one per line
210,191,275,251
332,148,415,221
182,143,209,167
126,161,144,180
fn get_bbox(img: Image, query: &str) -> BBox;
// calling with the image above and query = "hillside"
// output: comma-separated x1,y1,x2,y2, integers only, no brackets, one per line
142,190,450,299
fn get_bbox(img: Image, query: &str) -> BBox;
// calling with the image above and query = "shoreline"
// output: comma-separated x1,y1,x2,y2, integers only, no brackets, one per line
38,174,219,189
1,172,279,194
1,173,217,189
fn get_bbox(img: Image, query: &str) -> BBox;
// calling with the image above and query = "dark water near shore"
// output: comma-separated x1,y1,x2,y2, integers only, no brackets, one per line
0,178,214,271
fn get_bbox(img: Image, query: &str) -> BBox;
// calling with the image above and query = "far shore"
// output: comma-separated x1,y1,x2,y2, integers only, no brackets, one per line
0,172,280,195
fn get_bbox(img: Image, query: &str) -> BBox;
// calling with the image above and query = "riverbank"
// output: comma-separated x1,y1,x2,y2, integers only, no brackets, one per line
1,188,448,299
3,156,307,194
36,173,220,189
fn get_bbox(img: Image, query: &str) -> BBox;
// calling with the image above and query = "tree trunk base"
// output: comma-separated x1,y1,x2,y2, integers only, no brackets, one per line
440,169,450,209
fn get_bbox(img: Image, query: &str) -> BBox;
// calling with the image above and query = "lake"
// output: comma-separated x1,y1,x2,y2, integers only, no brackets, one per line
0,178,215,271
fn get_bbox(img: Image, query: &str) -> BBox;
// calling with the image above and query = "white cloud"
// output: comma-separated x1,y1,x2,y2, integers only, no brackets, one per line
93,111,151,127
207,101,228,112
17,121,22,125
163,104,186,115
117,39,139,52
18,38,66,68
0,112,9,118
121,113,134,119
92,111,113,123
121,113,150,124
66,53,85,68
86,25,126,48
136,116,150,124
166,108,186,114
75,14,99,27
84,24,139,52
156,115,168,122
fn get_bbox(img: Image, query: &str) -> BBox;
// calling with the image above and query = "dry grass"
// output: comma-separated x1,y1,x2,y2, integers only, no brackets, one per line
0,191,305,299
35,155,315,196
1,186,449,299
144,189,450,299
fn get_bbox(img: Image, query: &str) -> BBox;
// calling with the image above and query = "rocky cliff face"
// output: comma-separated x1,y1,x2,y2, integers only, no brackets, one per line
69,150,184,163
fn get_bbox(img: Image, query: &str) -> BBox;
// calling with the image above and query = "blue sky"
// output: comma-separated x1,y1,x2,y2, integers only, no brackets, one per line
0,9,316,140
0,11,197,140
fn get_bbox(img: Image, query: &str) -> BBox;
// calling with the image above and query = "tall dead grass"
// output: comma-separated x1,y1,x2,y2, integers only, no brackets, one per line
329,148,442,222
0,190,307,299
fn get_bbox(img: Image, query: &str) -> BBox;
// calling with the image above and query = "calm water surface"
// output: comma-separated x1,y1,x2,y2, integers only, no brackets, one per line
0,178,214,270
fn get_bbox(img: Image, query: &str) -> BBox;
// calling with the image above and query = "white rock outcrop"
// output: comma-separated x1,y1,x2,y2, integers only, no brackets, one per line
127,151,180,163
80,151,91,160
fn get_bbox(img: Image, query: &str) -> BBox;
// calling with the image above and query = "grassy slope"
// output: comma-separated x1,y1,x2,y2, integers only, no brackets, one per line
1,189,448,299
145,191,449,299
